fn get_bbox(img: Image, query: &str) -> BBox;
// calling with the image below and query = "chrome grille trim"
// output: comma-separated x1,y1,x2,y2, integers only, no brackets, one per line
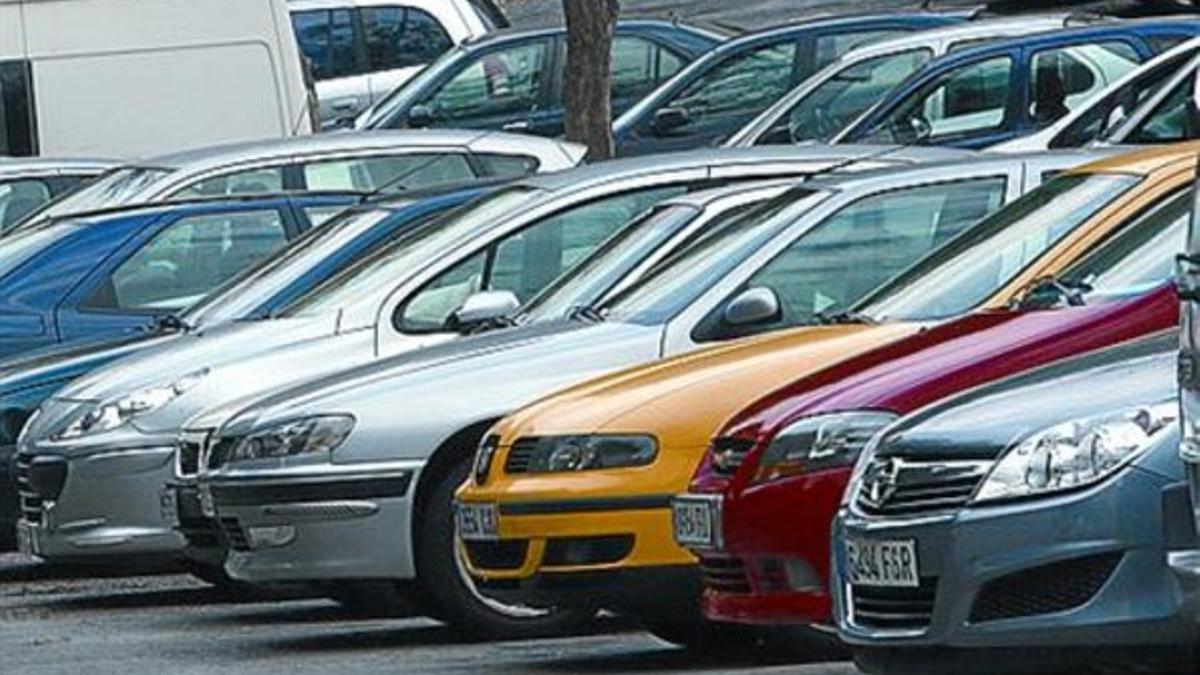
854,457,992,518
175,429,211,479
14,452,42,524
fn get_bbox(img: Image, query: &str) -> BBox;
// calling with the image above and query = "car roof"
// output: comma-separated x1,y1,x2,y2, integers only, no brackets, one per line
59,191,361,228
0,158,118,176
833,14,1071,60
702,12,960,52
1066,140,1200,176
460,18,724,49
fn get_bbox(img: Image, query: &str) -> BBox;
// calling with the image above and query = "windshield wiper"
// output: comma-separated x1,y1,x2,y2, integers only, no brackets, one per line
567,304,607,324
148,313,192,334
815,309,876,326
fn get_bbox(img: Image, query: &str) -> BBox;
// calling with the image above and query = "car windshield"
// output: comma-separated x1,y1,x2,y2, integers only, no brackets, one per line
782,48,934,144
521,204,702,322
857,172,1142,321
1060,187,1190,299
184,207,393,326
279,187,541,319
17,166,173,228
360,46,469,129
602,189,828,325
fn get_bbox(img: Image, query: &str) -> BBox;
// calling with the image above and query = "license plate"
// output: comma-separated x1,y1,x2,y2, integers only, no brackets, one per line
846,538,920,588
455,502,498,541
16,521,39,557
672,496,720,549
159,488,180,528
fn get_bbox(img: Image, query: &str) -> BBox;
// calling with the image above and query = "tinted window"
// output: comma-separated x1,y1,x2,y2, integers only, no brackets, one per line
612,37,685,109
424,40,549,123
0,61,36,156
0,179,52,230
303,153,474,192
771,48,932,144
85,210,289,311
363,7,453,70
728,177,1007,331
664,42,798,132
864,56,1014,144
1030,41,1140,128
474,152,540,177
172,167,286,198
814,29,906,70
293,9,360,80
859,173,1141,321
1122,71,1200,143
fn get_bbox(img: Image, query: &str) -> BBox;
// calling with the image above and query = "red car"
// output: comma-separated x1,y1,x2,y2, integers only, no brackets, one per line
682,272,1181,626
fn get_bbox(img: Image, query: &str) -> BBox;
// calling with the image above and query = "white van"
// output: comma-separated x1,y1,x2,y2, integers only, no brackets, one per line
0,0,314,159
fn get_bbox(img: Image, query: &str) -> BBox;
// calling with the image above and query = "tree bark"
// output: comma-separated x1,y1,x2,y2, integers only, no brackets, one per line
562,0,619,161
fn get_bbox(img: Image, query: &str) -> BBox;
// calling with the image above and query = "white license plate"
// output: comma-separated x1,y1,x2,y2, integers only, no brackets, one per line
672,496,719,549
846,538,920,588
455,502,498,541
159,489,180,528
16,521,39,557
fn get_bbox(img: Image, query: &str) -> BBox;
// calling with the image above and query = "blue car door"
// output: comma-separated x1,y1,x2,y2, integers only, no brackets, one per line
55,202,305,345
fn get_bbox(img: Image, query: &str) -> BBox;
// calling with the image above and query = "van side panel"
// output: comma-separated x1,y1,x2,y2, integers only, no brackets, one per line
16,0,311,158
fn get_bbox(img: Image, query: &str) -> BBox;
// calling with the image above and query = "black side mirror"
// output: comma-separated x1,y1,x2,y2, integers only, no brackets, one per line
652,107,690,136
408,104,435,128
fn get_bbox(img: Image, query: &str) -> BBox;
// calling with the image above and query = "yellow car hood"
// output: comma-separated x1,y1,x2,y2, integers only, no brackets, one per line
496,322,923,450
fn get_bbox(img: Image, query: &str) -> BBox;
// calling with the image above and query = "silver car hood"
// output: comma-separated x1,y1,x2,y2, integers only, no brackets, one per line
216,320,665,462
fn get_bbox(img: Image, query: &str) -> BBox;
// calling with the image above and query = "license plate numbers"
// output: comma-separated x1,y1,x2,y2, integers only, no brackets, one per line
672,496,719,549
160,489,180,528
846,538,919,588
16,521,39,557
455,502,498,541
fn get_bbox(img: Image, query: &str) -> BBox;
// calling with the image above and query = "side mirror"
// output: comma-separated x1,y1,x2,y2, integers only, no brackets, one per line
723,287,781,327
408,104,434,128
450,290,520,333
652,107,690,135
1106,105,1128,133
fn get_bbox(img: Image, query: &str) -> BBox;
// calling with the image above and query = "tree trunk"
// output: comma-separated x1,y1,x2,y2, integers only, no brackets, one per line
562,0,619,161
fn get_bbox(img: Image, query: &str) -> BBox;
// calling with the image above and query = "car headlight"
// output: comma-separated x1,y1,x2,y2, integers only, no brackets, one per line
473,434,499,485
974,401,1176,504
227,415,354,463
55,370,208,440
521,435,657,473
752,411,897,484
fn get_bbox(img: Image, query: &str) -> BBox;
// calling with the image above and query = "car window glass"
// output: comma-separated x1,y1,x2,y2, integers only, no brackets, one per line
85,210,289,312
303,204,350,227
473,153,540,177
611,37,680,110
0,61,36,156
776,48,933,144
0,179,51,230
397,249,487,331
1030,41,1140,129
735,177,1007,330
813,29,907,70
1122,70,1200,143
865,56,1014,144
663,42,798,132
425,40,548,123
172,167,286,198
363,6,454,71
23,167,172,226
303,153,474,192
293,9,358,80
859,173,1141,321
330,9,358,78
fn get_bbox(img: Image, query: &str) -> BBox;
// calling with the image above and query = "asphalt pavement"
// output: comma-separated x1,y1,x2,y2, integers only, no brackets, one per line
0,553,857,675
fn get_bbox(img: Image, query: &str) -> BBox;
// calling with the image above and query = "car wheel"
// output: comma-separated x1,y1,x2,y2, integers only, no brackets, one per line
414,456,598,639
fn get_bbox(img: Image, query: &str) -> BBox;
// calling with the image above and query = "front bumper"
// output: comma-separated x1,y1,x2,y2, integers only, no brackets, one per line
834,466,1199,651
17,444,183,561
209,460,422,584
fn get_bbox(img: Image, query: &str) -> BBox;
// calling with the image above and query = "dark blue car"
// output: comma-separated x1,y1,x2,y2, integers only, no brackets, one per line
359,20,722,137
837,18,1200,149
0,185,489,547
611,12,965,156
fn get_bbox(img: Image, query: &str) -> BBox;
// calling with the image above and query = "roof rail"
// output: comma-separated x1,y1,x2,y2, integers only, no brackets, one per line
920,0,988,19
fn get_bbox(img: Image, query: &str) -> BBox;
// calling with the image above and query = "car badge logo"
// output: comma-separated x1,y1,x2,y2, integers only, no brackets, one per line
866,459,901,505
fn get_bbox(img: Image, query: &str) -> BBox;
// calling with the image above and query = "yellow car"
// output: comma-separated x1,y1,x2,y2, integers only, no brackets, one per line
454,143,1198,645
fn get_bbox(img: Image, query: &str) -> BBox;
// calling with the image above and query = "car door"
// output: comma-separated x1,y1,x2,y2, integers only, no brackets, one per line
56,204,303,344
418,37,556,134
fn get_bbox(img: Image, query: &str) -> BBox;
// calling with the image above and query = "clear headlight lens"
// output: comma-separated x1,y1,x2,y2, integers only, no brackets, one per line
473,434,499,485
55,370,208,440
974,401,1176,503
523,435,657,473
227,415,354,463
752,411,897,484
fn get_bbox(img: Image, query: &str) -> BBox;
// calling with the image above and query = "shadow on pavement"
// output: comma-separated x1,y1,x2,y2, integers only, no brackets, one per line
527,645,833,673
30,585,249,611
0,554,184,583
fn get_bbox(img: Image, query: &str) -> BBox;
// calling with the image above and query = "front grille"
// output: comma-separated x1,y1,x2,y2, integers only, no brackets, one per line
14,452,42,524
543,535,633,567
850,578,938,631
855,458,991,518
969,552,1123,623
700,554,752,594
176,431,209,478
504,437,539,474
464,540,529,570
205,436,240,472
709,437,756,477
220,518,250,551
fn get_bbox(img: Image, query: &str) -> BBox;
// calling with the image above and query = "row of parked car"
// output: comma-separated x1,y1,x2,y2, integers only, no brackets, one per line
7,5,1200,675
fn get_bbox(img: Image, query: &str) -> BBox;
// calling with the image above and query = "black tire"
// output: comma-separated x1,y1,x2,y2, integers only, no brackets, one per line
413,456,598,639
